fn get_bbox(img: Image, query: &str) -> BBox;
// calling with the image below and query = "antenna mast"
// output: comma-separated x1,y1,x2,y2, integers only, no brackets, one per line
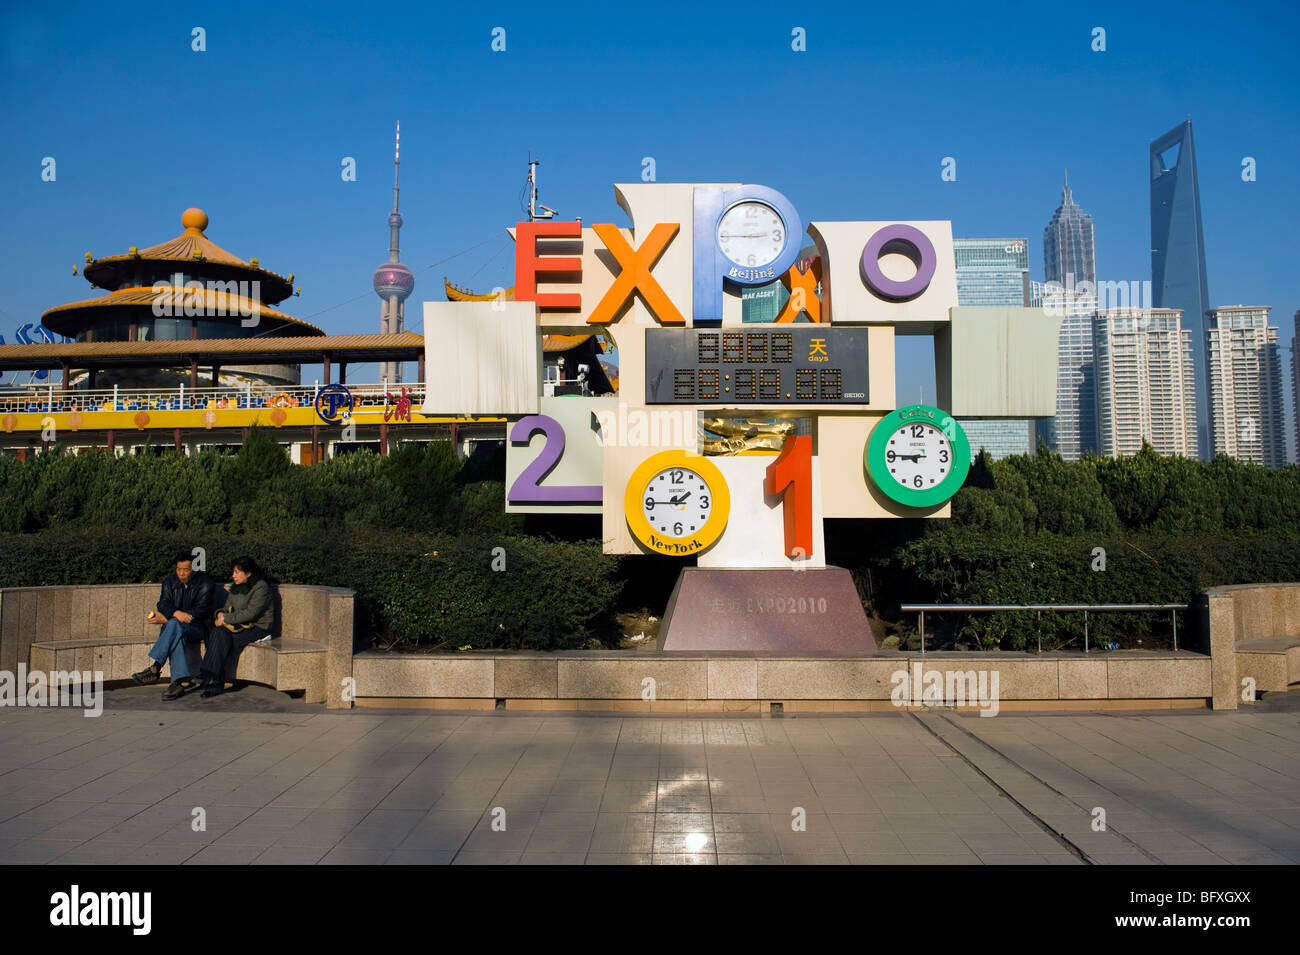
527,159,558,221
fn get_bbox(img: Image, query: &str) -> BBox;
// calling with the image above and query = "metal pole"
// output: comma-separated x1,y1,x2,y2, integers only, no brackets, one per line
1172,610,1177,652
1084,610,1088,653
1037,611,1041,655
920,610,925,659
113,383,118,411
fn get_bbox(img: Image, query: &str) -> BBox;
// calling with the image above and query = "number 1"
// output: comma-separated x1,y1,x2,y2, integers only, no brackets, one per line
765,435,812,558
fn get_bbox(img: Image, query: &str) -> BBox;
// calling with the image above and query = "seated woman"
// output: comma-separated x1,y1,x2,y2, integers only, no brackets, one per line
198,556,274,698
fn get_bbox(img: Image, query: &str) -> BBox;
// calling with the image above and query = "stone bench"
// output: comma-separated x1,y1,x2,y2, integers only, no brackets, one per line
1204,583,1300,708
1233,636,1300,694
0,583,356,708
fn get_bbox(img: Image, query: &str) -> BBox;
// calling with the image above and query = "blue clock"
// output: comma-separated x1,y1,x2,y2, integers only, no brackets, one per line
692,185,803,325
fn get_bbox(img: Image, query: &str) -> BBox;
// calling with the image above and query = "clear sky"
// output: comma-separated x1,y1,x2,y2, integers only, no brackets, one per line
2,0,1297,455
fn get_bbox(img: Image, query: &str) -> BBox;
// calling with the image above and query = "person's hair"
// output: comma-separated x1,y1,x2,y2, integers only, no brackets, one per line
230,556,261,578
173,550,194,566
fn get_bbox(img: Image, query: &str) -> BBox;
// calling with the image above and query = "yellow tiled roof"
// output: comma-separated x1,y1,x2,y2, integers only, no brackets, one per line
42,286,322,334
85,208,293,288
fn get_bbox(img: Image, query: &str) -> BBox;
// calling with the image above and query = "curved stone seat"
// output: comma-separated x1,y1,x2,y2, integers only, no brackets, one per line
1204,583,1300,708
1,582,355,708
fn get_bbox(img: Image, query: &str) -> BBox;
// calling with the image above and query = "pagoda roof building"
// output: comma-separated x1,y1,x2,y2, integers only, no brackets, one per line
43,207,323,341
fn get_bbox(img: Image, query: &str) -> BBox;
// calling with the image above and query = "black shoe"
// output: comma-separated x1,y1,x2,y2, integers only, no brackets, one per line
130,663,162,686
162,682,187,701
200,679,224,698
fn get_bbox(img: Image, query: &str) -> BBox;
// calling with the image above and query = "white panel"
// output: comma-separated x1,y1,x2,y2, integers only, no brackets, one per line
698,456,826,569
505,396,616,514
808,220,958,326
420,301,540,415
949,306,1062,416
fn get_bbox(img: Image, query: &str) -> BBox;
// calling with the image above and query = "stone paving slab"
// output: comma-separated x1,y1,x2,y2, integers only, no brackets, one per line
0,688,1296,864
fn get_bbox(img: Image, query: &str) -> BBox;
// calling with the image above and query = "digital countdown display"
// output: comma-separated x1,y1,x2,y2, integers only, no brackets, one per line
644,326,869,405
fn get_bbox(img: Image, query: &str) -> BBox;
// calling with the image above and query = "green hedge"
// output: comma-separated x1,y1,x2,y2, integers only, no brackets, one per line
0,526,620,651
867,526,1300,651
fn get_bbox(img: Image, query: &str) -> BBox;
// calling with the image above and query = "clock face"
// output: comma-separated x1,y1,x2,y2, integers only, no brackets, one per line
884,421,952,491
642,467,713,537
864,405,971,508
717,201,785,269
624,450,730,556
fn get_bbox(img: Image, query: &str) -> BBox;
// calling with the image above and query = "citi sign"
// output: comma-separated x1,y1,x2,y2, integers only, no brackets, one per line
511,183,954,327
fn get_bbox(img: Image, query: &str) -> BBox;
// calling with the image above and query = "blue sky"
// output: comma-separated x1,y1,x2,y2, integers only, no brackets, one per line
2,0,1297,453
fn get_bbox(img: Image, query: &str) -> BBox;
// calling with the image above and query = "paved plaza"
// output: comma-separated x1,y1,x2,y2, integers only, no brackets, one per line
0,687,1297,865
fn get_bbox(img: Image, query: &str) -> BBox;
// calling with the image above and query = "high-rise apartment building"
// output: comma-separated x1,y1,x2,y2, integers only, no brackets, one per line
1206,306,1285,468
1150,120,1211,458
1092,308,1196,458
953,238,1036,460
1293,310,1300,464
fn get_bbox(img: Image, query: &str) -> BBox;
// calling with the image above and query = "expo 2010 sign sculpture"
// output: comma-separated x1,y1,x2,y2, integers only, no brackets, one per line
420,182,1057,651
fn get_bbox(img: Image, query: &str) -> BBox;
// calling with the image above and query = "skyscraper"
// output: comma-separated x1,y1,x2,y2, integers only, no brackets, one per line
1040,176,1098,460
1150,120,1211,459
1093,308,1196,458
954,238,1035,459
1206,306,1285,468
1043,172,1096,290
373,122,415,383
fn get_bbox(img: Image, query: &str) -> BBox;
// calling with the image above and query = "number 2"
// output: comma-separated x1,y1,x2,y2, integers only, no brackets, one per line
508,415,602,504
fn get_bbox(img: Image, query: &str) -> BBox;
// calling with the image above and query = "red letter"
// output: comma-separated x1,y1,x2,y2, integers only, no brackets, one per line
514,221,582,310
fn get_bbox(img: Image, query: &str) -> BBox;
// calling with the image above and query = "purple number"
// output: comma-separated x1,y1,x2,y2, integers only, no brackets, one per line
508,414,602,504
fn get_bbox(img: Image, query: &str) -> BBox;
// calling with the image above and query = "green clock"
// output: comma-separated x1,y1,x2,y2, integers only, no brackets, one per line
865,404,971,508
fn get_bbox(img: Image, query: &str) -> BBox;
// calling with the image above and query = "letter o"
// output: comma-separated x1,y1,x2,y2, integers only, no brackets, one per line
860,224,936,301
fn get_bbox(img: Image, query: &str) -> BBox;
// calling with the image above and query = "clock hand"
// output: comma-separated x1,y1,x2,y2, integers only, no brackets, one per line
668,491,693,506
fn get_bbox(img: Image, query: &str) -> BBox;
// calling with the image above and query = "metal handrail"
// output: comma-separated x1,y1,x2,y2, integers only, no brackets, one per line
898,603,1191,655
0,381,426,415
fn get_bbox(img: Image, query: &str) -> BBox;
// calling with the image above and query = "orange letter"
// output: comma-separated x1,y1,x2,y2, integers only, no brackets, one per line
776,257,822,323
514,221,582,310
587,223,684,325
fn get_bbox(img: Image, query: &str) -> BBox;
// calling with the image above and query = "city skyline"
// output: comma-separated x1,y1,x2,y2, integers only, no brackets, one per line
2,1,1296,459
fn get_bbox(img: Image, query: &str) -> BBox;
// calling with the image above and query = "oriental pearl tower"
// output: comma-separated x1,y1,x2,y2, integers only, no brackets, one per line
373,122,415,383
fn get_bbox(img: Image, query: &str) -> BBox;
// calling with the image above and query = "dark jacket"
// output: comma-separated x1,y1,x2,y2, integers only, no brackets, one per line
157,572,216,622
220,576,274,632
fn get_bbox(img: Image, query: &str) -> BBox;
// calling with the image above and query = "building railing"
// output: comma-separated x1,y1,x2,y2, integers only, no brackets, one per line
0,382,426,415
898,603,1191,656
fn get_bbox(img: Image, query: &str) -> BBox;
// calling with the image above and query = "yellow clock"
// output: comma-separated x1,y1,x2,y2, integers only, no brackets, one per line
624,450,730,556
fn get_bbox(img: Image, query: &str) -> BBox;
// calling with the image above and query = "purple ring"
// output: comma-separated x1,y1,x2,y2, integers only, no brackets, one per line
860,224,936,300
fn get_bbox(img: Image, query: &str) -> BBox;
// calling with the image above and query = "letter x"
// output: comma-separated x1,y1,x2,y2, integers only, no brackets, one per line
588,223,684,325
777,257,822,323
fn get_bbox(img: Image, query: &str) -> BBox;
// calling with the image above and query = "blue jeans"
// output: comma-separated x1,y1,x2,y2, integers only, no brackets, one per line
148,618,206,680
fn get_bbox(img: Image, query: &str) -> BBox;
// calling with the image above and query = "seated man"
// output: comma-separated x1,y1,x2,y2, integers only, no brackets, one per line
131,550,216,701
199,556,274,698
